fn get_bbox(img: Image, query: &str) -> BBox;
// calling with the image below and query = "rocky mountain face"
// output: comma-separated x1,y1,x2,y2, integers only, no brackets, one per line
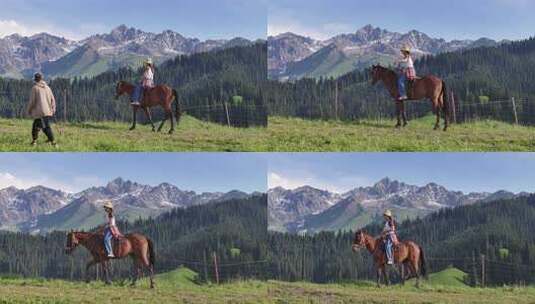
0,177,251,233
268,177,521,233
0,33,77,78
268,186,341,232
268,25,502,80
0,25,253,78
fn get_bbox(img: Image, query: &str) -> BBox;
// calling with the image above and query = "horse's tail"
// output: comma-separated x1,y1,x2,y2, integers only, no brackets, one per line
147,238,156,267
419,245,427,279
173,89,182,125
441,80,449,122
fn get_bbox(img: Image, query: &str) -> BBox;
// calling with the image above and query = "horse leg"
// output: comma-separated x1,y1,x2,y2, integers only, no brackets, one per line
85,260,96,283
103,261,112,285
157,114,167,132
143,107,156,132
442,100,449,132
130,257,139,286
130,107,138,131
401,101,408,127
433,101,440,130
142,250,155,289
399,264,405,285
165,105,175,134
395,101,402,128
376,268,382,288
384,266,391,286
408,262,420,288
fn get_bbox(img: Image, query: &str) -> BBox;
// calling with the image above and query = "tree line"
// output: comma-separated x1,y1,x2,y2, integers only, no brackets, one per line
0,43,268,128
266,37,535,125
266,195,535,286
0,195,267,283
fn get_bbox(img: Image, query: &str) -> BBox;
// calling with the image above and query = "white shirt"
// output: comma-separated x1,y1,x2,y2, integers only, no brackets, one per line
397,56,414,69
106,214,116,227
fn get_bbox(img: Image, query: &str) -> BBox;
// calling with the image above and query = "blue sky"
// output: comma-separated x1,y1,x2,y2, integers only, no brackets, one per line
0,0,266,40
268,153,535,194
0,153,266,193
269,0,535,41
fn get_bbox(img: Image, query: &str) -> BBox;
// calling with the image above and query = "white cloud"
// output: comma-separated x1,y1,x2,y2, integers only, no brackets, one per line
268,19,350,40
268,171,373,194
0,20,36,37
0,171,102,193
0,19,108,40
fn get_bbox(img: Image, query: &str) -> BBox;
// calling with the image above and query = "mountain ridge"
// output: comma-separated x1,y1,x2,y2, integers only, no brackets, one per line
0,24,254,79
268,24,504,80
0,177,254,233
268,177,524,233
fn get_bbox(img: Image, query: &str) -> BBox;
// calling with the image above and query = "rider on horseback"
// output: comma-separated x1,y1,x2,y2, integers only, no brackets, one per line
103,201,122,258
131,58,155,106
382,209,399,265
396,46,416,101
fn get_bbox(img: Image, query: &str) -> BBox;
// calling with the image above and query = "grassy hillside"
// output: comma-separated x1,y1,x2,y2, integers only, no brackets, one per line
1,114,534,152
0,116,270,152
0,267,269,304
2,267,534,303
269,115,535,152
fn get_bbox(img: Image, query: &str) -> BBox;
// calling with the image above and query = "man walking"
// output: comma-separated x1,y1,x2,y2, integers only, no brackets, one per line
27,73,57,147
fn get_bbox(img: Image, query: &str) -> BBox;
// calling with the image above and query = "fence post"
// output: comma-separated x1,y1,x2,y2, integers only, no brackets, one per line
203,250,209,283
224,102,231,127
511,97,519,125
63,89,67,122
471,251,478,287
450,90,457,124
480,254,486,288
213,252,220,284
334,80,339,120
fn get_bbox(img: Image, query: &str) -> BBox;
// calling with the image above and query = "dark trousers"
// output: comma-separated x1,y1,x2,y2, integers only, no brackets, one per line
32,116,55,142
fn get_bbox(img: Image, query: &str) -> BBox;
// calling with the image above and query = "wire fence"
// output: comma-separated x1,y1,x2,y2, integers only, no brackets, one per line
397,93,535,126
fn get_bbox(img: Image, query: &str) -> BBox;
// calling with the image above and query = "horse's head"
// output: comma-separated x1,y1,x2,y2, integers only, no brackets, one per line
352,229,367,252
115,81,127,100
65,231,80,255
370,65,383,85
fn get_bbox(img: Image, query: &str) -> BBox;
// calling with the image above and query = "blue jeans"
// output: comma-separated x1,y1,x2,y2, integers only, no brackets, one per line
132,85,143,103
385,237,394,263
397,74,407,98
104,228,113,255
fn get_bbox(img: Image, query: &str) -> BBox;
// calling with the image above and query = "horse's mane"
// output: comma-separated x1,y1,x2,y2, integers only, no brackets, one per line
375,65,397,76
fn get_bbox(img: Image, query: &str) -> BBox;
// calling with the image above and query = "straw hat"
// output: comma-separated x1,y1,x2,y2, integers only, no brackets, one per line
103,201,114,210
144,58,153,66
383,209,393,218
400,45,412,54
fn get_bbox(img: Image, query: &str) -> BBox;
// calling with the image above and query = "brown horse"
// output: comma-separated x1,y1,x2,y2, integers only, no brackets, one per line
352,230,427,287
370,65,449,131
65,231,156,288
115,81,182,134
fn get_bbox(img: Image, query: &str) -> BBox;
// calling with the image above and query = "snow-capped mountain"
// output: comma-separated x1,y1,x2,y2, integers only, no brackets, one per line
268,177,523,233
0,25,253,79
268,186,341,232
0,177,251,233
268,24,502,80
0,33,77,78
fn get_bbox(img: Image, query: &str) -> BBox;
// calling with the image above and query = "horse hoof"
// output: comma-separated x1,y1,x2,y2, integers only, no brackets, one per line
152,128,156,132
168,130,174,135
395,125,401,129
129,127,136,131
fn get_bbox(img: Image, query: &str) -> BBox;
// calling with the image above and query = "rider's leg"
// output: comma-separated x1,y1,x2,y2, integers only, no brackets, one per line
397,74,407,100
131,85,142,105
104,229,114,257
386,238,393,264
